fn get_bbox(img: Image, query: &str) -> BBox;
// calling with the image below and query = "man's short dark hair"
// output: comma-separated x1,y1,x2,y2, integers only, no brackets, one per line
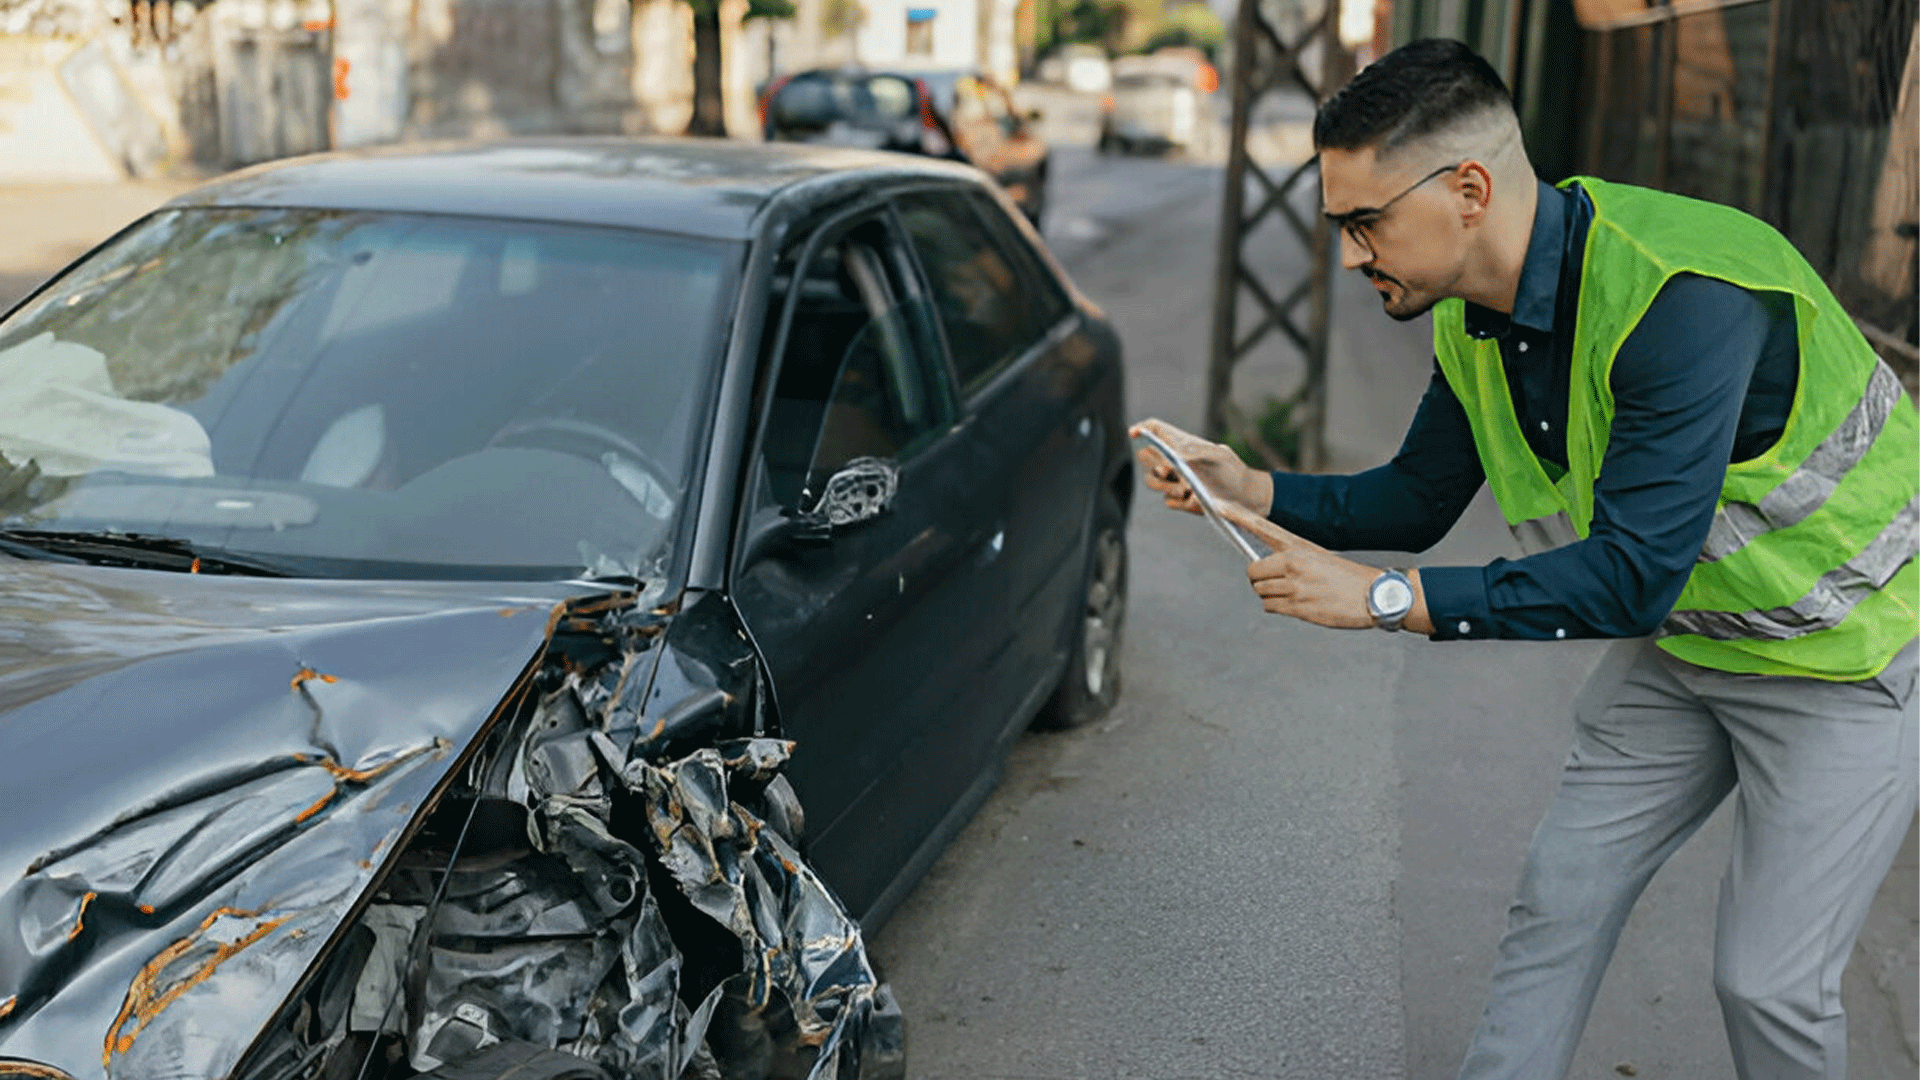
1312,38,1513,153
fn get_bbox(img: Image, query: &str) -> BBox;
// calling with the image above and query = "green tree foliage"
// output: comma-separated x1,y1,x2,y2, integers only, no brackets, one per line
1037,0,1127,52
1142,0,1223,60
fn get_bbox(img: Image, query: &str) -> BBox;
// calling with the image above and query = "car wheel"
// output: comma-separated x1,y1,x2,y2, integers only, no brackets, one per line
1034,491,1126,730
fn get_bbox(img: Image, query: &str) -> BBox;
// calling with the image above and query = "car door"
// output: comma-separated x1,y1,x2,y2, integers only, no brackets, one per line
894,188,1102,715
729,206,1015,924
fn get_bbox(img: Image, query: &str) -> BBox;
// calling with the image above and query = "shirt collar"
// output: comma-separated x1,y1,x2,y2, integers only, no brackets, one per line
1463,179,1568,340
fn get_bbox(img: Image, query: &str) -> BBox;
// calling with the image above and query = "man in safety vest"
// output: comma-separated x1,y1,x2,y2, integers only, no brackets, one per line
1134,37,1917,1080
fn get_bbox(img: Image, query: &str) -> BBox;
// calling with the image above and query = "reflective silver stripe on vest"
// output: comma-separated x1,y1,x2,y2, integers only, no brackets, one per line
1699,361,1903,564
1510,511,1581,556
1663,492,1920,641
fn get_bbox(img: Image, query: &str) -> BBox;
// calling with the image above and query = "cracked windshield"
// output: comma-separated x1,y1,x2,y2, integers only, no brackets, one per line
0,207,731,580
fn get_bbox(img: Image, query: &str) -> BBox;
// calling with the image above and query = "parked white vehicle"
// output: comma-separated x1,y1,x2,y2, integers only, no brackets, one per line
1099,69,1200,153
1047,43,1111,93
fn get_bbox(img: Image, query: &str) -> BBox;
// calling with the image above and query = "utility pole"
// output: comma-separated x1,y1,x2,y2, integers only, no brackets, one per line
1206,0,1352,469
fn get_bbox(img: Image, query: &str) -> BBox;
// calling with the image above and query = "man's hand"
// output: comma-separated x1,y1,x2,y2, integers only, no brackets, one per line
1219,502,1432,633
1129,418,1275,517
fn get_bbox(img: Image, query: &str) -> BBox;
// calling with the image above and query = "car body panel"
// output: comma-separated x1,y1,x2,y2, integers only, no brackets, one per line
0,559,589,1078
165,138,980,242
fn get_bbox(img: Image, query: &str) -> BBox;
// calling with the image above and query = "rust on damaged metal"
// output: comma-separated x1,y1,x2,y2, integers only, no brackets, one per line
102,906,293,1068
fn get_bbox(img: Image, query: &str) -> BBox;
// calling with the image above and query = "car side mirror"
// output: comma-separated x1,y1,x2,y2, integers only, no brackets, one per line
795,456,898,534
746,457,900,563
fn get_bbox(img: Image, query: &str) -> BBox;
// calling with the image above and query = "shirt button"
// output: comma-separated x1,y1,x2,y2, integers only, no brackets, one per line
1517,340,1529,353
1555,628,1567,639
1457,620,1471,634
1539,420,1550,431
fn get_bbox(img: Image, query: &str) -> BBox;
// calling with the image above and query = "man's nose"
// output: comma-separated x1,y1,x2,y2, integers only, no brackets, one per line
1338,229,1370,270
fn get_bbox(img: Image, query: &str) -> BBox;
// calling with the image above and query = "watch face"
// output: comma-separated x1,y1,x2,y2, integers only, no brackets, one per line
1372,577,1414,614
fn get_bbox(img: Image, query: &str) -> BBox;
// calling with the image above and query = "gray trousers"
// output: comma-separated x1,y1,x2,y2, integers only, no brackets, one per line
1459,637,1919,1080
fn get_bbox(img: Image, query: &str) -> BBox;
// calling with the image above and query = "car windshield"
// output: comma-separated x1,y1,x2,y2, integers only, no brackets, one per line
0,206,736,582
769,73,921,136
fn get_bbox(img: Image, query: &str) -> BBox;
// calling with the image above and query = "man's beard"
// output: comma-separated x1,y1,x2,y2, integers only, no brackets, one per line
1365,267,1440,322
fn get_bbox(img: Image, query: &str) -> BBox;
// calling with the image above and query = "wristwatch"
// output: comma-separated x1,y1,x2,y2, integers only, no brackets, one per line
1366,569,1415,632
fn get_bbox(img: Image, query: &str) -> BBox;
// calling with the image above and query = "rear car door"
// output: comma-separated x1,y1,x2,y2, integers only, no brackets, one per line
894,188,1101,718
730,205,1015,924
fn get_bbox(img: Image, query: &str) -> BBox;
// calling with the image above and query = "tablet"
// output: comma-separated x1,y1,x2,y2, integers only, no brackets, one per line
1130,426,1265,563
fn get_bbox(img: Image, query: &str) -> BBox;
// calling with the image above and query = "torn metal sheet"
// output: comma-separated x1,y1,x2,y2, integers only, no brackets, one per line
289,591,904,1080
626,742,904,1080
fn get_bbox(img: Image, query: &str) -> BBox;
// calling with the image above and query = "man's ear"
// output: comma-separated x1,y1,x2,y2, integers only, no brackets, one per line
1456,160,1494,227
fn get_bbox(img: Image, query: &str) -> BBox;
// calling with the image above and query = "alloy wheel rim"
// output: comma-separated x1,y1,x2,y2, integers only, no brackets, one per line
1081,529,1124,697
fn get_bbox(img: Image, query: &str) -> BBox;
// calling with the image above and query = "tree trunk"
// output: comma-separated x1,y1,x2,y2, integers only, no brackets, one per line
687,1,726,137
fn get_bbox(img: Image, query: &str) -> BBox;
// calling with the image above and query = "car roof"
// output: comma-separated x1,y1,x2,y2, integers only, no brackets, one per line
166,137,980,241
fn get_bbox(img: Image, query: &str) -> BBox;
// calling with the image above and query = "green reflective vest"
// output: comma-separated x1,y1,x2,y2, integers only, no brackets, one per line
1433,176,1918,681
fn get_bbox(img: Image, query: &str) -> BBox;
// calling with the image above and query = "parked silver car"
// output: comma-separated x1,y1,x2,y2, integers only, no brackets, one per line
1098,68,1203,154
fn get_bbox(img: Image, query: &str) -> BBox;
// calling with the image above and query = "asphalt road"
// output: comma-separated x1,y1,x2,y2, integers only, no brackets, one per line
869,90,1918,1079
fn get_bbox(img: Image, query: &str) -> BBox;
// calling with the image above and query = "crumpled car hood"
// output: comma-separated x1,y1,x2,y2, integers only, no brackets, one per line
0,556,596,1079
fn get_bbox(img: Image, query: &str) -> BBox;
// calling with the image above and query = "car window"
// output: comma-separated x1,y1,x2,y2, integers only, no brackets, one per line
964,191,1074,329
769,73,918,136
756,215,948,512
896,191,1068,395
0,208,734,581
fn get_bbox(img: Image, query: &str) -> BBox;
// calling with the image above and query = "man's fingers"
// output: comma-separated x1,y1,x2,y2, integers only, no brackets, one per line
1130,417,1212,459
1220,500,1296,551
1253,579,1295,599
1135,445,1180,488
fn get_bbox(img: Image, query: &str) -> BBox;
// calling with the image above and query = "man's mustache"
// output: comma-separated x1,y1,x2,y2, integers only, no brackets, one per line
1362,265,1401,289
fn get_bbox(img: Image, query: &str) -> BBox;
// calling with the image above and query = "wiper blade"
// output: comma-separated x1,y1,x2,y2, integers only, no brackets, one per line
0,529,293,576
0,533,83,564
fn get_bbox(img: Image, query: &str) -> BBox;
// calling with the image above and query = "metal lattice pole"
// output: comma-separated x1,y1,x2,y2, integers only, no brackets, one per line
1207,0,1352,470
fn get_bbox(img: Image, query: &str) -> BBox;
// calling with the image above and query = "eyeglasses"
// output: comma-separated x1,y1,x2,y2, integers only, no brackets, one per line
1326,162,1461,257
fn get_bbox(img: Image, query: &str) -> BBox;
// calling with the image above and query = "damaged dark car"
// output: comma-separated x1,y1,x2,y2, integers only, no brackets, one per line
0,138,1130,1080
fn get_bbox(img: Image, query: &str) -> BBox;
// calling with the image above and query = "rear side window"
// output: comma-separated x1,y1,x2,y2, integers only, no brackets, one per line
768,72,918,135
896,191,1072,395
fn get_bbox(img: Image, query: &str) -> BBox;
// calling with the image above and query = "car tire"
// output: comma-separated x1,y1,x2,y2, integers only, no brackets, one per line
1034,490,1126,730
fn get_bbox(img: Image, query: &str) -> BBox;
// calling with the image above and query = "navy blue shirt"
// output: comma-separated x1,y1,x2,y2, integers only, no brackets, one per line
1267,180,1800,640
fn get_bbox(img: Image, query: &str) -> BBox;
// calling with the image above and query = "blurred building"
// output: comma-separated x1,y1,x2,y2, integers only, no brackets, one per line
760,0,1022,83
0,0,1020,180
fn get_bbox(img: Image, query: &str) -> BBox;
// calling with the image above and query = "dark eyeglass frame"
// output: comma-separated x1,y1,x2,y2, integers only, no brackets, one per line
1325,162,1462,257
